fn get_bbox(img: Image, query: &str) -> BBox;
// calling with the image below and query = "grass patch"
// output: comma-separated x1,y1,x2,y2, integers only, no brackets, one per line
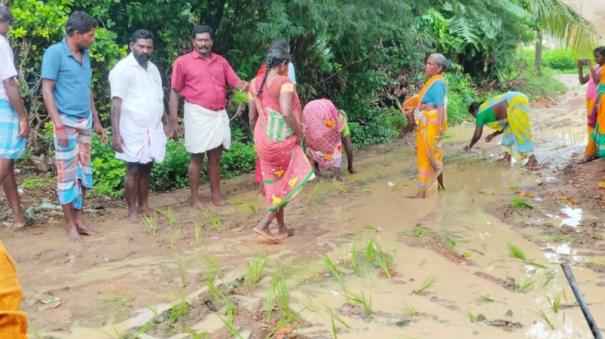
21,174,54,190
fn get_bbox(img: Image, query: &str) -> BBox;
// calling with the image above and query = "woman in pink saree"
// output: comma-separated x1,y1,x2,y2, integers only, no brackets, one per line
248,48,315,242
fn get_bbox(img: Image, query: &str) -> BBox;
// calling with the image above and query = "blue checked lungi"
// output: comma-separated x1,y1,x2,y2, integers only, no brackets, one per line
54,114,93,209
0,99,26,159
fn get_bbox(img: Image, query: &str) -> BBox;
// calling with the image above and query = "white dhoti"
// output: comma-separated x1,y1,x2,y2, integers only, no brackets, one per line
116,117,167,164
184,101,231,154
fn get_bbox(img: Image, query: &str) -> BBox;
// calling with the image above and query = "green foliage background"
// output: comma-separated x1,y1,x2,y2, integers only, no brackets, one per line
6,0,562,196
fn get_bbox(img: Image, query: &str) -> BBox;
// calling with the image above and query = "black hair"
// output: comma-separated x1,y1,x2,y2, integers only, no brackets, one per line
257,48,291,98
66,11,98,36
594,46,605,57
131,29,154,43
191,25,213,40
468,101,482,115
0,5,13,24
269,38,290,52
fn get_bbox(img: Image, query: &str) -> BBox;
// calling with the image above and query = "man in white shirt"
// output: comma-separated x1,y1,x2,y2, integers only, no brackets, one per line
109,29,167,223
0,5,29,229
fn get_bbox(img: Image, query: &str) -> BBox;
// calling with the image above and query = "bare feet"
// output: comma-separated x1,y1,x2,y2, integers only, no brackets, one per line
67,224,81,242
189,196,203,209
276,227,294,240
407,191,427,199
138,206,152,216
253,227,280,244
211,195,228,207
76,220,98,236
577,155,596,164
496,154,511,164
348,165,357,174
128,210,140,224
14,210,27,229
525,156,539,170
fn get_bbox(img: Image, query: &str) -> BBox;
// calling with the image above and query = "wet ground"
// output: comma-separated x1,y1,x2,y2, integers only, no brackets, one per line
1,75,604,338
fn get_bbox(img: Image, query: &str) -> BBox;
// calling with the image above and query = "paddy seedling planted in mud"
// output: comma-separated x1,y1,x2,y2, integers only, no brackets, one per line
543,270,556,287
185,328,210,339
346,292,373,317
549,294,562,313
413,275,436,295
364,239,395,278
200,253,223,278
508,243,546,269
158,207,176,227
510,197,533,209
516,277,535,293
170,228,181,248
142,215,158,236
265,284,276,321
202,208,222,231
323,255,343,283
410,225,431,237
400,303,419,317
206,276,229,305
220,303,243,339
350,244,361,275
243,255,267,290
193,223,202,247
537,310,555,330
324,306,350,339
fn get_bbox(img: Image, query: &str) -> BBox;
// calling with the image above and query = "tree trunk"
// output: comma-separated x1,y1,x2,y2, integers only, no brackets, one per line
534,29,543,75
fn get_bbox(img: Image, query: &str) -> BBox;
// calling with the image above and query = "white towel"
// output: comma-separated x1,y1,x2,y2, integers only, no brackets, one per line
184,101,231,154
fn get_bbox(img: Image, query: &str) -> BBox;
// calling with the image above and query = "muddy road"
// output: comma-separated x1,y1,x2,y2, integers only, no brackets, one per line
2,75,604,338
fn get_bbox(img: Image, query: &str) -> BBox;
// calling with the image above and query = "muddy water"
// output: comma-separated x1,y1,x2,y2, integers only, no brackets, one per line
9,76,605,338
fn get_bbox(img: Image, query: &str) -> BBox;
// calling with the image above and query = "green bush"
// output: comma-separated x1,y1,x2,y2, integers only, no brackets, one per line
446,72,477,125
543,49,576,71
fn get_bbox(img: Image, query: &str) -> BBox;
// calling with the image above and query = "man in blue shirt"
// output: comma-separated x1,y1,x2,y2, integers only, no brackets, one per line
41,11,106,242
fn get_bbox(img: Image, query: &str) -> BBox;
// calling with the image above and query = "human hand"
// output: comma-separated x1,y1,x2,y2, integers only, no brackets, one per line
18,117,29,139
112,133,125,153
95,122,107,143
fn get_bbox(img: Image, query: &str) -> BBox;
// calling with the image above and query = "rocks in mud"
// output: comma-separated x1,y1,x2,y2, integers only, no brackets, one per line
487,319,523,332
505,309,514,318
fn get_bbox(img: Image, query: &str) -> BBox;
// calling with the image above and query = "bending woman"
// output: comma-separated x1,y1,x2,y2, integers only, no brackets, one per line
248,48,315,243
466,91,537,168
302,99,355,179
403,53,448,199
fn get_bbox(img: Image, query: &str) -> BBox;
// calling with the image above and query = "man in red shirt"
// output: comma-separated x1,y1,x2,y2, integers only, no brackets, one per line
169,25,248,207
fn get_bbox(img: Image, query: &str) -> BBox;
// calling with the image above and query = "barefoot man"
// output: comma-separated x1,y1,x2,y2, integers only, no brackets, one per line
168,25,248,207
0,5,29,228
41,11,106,241
109,29,167,223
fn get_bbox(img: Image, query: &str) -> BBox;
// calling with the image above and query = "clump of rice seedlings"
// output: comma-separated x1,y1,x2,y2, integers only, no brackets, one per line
156,207,176,227
400,303,419,317
537,310,555,330
364,224,378,231
243,255,267,290
467,311,478,323
206,276,229,305
477,294,495,303
543,270,556,287
324,306,350,339
265,282,276,321
516,277,535,293
364,239,395,278
549,294,562,314
220,302,242,339
231,89,250,105
412,275,436,295
193,223,202,247
200,253,223,278
170,228,182,248
511,197,533,209
508,243,546,269
346,292,373,317
174,257,188,288
300,293,318,313
202,209,222,231
185,328,210,339
142,215,158,236
411,225,431,237
508,243,527,260
166,301,191,328
275,276,291,316
350,244,361,275
323,255,343,284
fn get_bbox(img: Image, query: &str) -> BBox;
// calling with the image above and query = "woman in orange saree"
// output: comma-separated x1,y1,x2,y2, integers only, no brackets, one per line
0,241,28,339
403,54,448,199
248,48,315,243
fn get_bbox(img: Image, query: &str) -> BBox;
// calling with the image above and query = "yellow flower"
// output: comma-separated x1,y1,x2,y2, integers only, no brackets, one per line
288,177,299,187
323,152,334,161
274,169,285,178
325,119,335,128
272,195,282,206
